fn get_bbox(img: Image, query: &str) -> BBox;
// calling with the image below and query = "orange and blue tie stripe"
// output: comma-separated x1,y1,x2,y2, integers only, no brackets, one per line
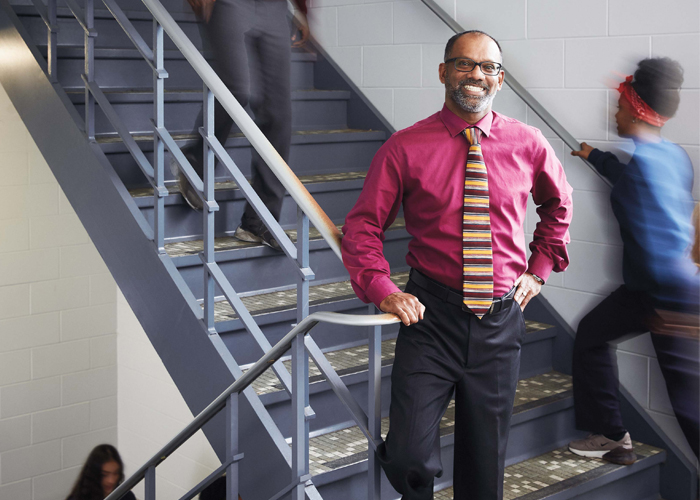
462,127,493,318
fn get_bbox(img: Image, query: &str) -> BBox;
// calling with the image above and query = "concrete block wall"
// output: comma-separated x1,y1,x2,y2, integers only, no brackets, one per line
117,291,220,499
307,0,699,463
0,84,119,500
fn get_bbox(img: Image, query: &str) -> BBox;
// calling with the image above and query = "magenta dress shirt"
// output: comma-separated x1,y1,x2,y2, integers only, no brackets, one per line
341,105,573,309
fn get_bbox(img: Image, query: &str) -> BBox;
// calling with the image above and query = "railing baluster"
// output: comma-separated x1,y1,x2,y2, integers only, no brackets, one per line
83,0,95,140
153,20,165,253
291,329,309,500
296,206,310,324
368,304,382,499
145,465,156,500
203,84,216,334
226,393,240,500
46,0,57,83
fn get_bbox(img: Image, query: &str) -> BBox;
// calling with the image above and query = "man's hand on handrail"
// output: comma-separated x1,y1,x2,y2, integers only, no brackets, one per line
380,292,425,326
291,12,310,48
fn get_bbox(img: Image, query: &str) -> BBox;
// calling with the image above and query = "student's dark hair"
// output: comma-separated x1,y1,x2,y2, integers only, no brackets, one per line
444,30,502,61
631,57,684,118
66,444,125,500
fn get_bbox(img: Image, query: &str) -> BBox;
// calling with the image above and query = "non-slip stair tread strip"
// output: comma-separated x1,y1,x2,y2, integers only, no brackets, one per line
129,171,368,199
303,372,572,475
97,128,377,144
212,272,410,323
434,443,663,500
250,322,556,396
167,215,401,258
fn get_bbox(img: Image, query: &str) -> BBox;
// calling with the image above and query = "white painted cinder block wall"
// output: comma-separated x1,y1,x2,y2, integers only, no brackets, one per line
0,84,119,500
0,82,219,500
307,0,699,463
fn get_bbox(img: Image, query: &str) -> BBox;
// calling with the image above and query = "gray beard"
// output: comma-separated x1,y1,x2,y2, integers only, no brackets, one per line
446,80,495,113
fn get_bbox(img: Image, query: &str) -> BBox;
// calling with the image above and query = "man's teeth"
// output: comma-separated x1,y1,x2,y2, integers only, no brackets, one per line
464,85,485,92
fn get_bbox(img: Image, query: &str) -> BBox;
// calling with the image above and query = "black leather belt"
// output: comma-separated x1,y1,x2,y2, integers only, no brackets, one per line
408,269,516,315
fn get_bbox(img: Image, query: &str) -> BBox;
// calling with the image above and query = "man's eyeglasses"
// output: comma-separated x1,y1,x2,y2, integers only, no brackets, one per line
444,58,502,76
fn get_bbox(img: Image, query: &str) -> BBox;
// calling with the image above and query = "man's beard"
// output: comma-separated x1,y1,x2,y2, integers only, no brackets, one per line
446,78,496,113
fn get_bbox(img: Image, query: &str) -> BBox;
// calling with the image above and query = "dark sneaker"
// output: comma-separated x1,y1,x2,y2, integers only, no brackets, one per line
233,224,282,251
569,432,637,465
171,152,204,212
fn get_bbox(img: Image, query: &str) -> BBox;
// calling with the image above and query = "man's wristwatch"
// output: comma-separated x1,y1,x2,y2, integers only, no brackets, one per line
530,273,545,285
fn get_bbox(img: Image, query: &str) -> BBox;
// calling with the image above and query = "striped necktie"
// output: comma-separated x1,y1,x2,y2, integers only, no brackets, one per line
462,127,493,319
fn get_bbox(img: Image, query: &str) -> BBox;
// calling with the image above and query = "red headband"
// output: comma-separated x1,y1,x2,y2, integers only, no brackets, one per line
617,75,670,127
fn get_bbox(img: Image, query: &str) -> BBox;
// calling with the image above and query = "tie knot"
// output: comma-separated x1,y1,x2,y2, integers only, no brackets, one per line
464,127,482,146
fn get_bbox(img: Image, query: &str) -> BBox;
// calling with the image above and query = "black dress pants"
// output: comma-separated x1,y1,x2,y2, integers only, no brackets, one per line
572,285,699,457
378,275,526,500
189,0,292,227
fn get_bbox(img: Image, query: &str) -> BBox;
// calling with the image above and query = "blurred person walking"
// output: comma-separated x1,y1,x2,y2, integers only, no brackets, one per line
178,0,310,250
66,444,136,500
568,58,699,465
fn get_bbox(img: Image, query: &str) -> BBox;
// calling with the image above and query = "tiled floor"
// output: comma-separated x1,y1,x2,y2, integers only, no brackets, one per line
301,371,571,476
434,443,662,499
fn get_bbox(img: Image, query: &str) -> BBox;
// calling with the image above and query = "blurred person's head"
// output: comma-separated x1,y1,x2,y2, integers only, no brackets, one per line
67,444,125,500
440,31,504,123
615,58,684,140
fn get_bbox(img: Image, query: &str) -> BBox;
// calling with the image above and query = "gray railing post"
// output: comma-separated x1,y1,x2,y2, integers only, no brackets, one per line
47,0,57,83
367,304,382,499
291,328,309,500
225,393,240,500
296,206,310,324
152,19,166,253
203,84,217,334
83,0,95,140
145,465,156,500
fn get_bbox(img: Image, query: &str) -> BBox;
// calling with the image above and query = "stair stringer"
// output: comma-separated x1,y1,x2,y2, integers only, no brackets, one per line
0,4,297,498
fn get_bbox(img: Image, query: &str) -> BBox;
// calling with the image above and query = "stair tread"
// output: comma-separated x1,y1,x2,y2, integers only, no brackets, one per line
250,324,555,396
66,88,351,103
96,128,384,145
434,442,664,499
300,372,572,475
213,271,410,323
129,170,367,199
168,213,396,257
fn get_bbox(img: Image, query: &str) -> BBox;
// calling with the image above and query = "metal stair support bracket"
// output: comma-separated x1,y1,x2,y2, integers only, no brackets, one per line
420,0,613,189
104,312,399,500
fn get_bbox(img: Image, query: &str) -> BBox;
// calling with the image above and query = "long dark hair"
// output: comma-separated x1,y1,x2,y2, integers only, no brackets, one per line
67,444,125,500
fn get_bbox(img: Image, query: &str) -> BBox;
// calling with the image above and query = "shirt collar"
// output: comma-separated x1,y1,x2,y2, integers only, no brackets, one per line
439,104,493,138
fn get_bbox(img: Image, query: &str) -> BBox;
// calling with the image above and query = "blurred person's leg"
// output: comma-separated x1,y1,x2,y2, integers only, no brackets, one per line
177,0,254,209
572,286,652,436
651,331,700,457
239,0,291,234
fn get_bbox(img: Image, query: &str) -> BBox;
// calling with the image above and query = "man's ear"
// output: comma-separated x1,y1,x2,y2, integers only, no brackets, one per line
439,63,447,84
497,70,505,90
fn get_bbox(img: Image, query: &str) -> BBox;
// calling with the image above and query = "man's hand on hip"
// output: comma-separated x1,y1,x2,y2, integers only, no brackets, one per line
513,273,542,311
380,292,425,326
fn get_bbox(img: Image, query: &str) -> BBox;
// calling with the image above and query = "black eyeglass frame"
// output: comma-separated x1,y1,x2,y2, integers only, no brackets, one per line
444,57,503,76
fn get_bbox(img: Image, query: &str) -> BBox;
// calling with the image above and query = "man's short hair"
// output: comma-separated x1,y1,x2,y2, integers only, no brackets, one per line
444,30,503,62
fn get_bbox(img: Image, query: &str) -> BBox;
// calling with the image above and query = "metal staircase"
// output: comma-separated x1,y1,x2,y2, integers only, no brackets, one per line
0,0,696,498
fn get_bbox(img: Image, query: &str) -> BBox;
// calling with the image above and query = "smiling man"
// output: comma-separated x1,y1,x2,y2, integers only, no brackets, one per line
342,31,573,499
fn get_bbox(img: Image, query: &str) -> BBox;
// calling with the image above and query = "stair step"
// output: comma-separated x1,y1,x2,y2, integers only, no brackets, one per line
434,443,664,499
97,128,386,153
66,88,351,104
249,321,555,397
212,271,410,323
129,170,367,200
299,372,572,475
167,214,396,258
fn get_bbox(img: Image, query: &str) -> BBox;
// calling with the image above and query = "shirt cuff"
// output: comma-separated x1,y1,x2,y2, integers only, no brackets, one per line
527,252,554,284
365,276,402,310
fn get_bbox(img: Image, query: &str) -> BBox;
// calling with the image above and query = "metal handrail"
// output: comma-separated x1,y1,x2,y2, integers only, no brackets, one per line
105,311,399,500
420,0,613,189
